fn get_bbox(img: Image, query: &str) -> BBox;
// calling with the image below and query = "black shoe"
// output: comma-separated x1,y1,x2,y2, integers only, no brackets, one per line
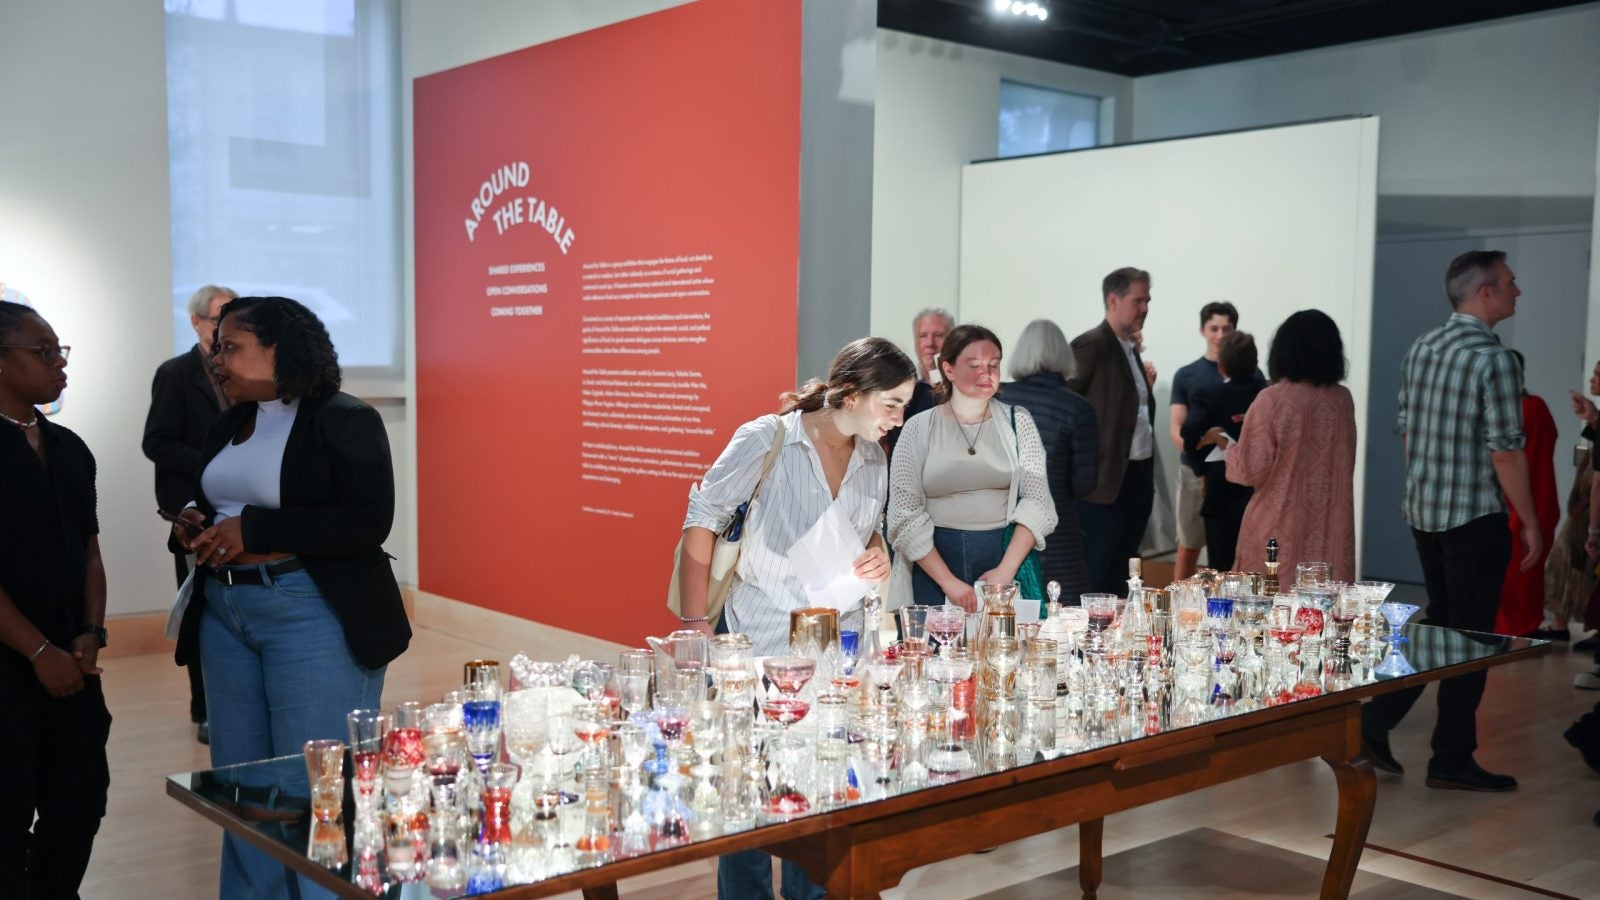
197,721,210,745
1530,627,1571,641
1574,636,1600,652
1425,760,1516,792
1566,723,1600,776
1360,735,1404,775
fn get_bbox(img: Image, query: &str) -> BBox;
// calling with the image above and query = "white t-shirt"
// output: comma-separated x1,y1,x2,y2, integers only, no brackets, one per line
199,399,299,520
1118,337,1153,461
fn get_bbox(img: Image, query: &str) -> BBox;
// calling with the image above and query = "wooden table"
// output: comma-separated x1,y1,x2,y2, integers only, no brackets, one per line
167,626,1549,899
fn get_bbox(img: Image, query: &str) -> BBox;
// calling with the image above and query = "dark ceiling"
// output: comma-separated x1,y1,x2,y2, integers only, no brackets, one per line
877,0,1594,76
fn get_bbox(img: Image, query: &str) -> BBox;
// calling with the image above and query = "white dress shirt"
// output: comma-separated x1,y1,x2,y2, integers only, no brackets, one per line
1118,337,1154,461
682,410,883,657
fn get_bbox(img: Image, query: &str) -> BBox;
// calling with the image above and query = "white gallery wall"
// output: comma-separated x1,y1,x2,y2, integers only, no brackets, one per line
870,29,1134,349
0,0,176,618
959,118,1380,567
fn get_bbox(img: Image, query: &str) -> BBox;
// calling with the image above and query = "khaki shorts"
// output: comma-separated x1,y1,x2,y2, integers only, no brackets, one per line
1175,464,1206,549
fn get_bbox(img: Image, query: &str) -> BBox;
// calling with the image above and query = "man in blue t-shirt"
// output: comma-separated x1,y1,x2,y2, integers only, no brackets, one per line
1168,301,1256,579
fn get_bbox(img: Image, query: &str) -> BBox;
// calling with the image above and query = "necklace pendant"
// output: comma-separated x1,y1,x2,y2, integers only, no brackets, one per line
967,447,976,456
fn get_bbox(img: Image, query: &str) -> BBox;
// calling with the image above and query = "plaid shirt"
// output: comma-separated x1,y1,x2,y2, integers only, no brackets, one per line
1397,313,1524,533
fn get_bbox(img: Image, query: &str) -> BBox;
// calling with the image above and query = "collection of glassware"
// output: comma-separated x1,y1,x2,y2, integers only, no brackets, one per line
295,547,1421,895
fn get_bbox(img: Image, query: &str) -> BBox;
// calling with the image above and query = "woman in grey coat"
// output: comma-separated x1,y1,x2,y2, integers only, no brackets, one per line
1001,319,1100,604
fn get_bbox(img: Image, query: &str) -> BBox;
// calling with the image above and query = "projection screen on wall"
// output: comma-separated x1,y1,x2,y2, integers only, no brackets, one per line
959,116,1379,570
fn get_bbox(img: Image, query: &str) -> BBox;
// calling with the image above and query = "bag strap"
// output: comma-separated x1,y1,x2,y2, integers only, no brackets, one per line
748,418,787,507
1006,404,1023,504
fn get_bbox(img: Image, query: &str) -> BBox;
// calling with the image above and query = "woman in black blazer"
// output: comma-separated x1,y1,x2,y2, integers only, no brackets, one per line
1180,331,1265,572
171,296,408,898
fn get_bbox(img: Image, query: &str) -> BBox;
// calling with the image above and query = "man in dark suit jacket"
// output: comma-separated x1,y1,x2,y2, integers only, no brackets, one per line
1068,267,1155,596
141,283,234,742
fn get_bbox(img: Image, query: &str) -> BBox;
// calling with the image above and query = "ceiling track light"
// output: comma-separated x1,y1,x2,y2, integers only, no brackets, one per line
993,0,1048,22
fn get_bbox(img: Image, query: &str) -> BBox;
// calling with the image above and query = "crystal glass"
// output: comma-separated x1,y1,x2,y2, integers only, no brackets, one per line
1294,561,1332,589
570,660,612,703
303,739,345,824
1265,603,1306,648
477,761,520,884
463,668,503,775
346,709,387,807
384,701,427,801
898,606,931,657
617,648,655,719
709,633,756,702
571,701,612,768
927,604,966,655
1378,601,1420,645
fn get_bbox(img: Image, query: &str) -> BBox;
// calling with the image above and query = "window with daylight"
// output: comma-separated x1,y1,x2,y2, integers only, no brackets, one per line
998,80,1100,159
165,0,402,373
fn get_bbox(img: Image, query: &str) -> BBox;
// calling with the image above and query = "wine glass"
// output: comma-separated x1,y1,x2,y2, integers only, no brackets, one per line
927,604,967,656
864,649,903,707
759,656,817,819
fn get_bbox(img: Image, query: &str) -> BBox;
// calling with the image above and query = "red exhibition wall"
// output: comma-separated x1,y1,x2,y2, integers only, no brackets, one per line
414,0,801,645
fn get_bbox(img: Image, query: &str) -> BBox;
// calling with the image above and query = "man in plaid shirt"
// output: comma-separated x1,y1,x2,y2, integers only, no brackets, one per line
1361,249,1541,793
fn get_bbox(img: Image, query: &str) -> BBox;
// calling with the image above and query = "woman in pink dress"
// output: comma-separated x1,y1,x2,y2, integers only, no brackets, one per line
1229,310,1358,582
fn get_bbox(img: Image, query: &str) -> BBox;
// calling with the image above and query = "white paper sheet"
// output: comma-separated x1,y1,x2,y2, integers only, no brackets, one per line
1205,443,1228,463
787,501,871,613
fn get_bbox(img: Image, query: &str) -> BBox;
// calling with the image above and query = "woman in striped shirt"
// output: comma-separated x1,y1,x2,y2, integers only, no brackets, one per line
675,336,915,900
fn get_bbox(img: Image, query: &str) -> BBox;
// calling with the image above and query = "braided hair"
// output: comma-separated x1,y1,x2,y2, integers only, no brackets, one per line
0,300,40,345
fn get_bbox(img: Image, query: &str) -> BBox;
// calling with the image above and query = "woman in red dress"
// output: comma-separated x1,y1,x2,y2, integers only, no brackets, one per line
1495,351,1560,636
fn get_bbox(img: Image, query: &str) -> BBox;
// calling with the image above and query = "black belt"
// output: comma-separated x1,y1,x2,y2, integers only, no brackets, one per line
204,557,306,586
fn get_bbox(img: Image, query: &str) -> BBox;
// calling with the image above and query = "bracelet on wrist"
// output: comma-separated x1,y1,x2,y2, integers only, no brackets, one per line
28,639,50,661
1588,527,1600,535
679,616,709,623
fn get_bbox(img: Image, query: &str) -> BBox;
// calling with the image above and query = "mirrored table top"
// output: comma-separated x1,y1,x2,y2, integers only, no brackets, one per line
166,623,1548,898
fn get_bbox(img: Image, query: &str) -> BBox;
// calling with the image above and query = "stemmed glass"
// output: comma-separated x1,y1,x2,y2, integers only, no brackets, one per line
927,604,966,657
1378,601,1421,646
463,661,503,776
572,661,617,719
571,701,612,770
865,649,904,710
760,656,817,818
347,709,388,810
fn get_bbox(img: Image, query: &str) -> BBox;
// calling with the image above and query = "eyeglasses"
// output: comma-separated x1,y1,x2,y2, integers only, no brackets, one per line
0,344,70,364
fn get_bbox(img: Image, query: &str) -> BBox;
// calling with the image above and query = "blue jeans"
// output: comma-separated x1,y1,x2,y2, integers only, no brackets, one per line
911,526,1008,606
718,849,825,900
200,564,386,900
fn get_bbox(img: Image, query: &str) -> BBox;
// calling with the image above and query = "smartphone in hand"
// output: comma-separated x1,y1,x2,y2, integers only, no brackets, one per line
157,508,204,533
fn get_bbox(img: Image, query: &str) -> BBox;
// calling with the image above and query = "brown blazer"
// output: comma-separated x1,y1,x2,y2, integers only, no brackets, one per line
1067,320,1155,504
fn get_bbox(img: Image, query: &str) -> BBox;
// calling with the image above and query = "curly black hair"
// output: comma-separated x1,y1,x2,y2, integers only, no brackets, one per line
218,297,342,401
1267,309,1345,387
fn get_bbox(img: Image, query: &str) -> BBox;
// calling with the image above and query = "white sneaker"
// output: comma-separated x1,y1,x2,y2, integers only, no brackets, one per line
1577,667,1600,690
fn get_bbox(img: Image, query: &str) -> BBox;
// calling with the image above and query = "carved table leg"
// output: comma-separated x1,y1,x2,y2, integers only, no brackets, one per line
581,884,620,900
1079,816,1104,900
1320,754,1376,899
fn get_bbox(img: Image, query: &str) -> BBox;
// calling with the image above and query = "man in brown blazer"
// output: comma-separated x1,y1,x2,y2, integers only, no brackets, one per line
1068,267,1156,596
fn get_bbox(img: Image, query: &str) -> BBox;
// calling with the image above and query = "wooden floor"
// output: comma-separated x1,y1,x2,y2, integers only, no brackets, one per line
84,617,1600,899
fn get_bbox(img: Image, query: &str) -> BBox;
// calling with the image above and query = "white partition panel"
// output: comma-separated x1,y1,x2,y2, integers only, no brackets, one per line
959,117,1379,570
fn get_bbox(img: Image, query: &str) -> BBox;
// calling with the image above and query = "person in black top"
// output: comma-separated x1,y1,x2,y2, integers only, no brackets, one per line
1180,331,1266,571
143,283,236,744
1001,318,1100,602
0,300,112,898
169,296,409,898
